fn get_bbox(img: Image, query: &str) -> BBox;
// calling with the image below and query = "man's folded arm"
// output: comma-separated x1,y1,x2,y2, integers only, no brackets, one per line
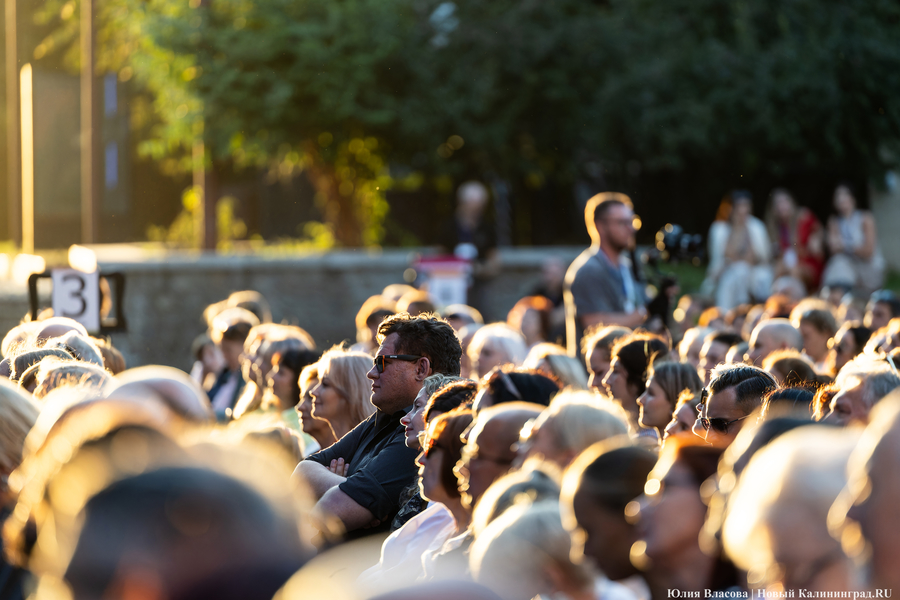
316,435,419,533
291,460,346,500
293,415,371,498
314,487,376,532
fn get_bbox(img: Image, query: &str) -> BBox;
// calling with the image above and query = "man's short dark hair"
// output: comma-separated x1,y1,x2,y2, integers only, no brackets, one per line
586,192,633,224
377,312,462,376
573,439,656,513
584,192,633,242
708,364,777,414
705,330,743,349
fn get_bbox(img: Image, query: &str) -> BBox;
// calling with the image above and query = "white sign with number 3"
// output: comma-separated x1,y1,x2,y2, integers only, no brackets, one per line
51,269,101,333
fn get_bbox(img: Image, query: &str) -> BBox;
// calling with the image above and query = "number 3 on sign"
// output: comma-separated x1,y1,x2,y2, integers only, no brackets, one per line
51,269,101,333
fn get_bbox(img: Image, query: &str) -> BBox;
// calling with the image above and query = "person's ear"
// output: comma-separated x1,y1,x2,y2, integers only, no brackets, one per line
416,357,432,380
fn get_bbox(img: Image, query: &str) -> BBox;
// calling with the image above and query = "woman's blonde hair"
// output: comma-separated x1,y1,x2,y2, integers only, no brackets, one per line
647,360,704,409
523,343,588,389
318,346,375,425
0,379,39,478
299,363,319,394
535,390,629,462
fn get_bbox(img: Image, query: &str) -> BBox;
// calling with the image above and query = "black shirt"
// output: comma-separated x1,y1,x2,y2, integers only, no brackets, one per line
305,408,418,536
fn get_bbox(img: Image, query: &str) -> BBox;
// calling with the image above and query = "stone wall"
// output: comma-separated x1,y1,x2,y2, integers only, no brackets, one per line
84,246,582,371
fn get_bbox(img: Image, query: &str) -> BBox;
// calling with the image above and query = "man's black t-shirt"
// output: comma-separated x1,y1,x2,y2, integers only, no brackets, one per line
305,408,419,537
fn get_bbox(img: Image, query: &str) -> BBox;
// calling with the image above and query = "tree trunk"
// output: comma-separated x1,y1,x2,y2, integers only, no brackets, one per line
302,142,363,247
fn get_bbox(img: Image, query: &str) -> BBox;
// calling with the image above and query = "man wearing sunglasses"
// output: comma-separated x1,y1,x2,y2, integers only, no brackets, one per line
692,364,776,448
293,312,461,538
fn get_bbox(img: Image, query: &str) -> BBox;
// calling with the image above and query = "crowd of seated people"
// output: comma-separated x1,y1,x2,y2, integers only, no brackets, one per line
1,181,900,600
701,184,886,313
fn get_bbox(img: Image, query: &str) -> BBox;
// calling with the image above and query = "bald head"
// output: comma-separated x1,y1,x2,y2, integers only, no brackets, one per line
747,319,802,366
458,402,544,509
472,402,545,447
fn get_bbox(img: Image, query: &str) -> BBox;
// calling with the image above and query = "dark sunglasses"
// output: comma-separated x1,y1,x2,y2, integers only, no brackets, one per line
697,388,748,433
700,414,749,434
374,354,422,373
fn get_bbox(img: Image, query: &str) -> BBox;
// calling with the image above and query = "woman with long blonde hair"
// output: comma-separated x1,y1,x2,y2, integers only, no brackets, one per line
311,346,375,441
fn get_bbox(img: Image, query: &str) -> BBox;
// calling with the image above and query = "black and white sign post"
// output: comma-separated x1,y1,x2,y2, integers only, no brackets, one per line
51,269,101,333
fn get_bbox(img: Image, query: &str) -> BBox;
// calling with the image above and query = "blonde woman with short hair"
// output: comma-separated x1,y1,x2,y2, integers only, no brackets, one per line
523,343,589,389
468,323,528,379
516,389,629,469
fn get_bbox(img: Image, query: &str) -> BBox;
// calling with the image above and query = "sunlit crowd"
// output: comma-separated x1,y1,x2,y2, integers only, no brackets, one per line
0,187,897,600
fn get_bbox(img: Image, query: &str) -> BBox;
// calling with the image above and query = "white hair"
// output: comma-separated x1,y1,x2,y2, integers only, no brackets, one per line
523,343,588,389
44,331,104,367
836,355,900,410
752,318,803,351
532,390,628,464
468,323,527,368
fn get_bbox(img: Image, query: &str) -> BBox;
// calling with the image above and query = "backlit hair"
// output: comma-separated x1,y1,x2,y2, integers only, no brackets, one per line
584,192,633,243
533,390,628,463
468,323,527,371
647,360,703,409
317,346,376,426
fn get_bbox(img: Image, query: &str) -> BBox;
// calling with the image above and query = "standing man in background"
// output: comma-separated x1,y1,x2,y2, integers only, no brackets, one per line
565,192,646,357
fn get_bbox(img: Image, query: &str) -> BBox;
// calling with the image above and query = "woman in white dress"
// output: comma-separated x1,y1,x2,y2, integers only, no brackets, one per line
823,183,885,294
703,191,773,310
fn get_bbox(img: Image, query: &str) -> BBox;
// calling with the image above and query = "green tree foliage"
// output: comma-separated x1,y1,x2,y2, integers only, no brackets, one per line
28,0,900,243
587,0,900,183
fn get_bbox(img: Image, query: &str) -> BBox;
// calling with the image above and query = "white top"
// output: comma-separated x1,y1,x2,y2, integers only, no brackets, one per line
706,216,771,280
358,502,456,591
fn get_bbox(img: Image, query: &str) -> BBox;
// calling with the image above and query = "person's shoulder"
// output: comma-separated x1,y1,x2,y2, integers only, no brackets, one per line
567,247,595,268
567,248,603,279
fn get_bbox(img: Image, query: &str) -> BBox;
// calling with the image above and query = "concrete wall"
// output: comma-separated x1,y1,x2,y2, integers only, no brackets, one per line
84,246,581,371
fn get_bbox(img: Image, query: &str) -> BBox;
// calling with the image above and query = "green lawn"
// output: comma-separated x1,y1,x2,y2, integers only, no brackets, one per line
650,261,708,295
652,261,900,297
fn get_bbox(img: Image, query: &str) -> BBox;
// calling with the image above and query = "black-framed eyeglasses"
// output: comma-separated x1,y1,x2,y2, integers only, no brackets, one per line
700,414,749,434
374,354,422,373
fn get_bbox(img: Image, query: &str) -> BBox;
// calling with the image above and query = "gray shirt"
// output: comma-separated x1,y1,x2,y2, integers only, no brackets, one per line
564,247,641,356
